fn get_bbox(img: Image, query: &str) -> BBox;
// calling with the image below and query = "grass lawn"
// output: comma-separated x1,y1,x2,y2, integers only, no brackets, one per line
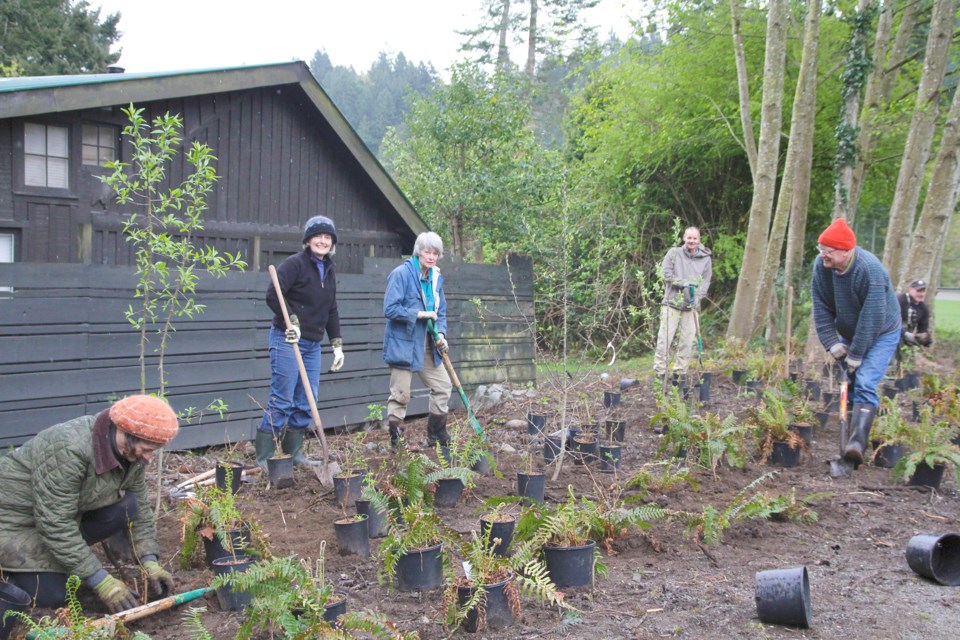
935,298,960,335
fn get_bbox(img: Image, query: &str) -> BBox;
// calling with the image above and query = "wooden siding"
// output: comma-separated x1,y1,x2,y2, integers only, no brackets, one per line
0,257,535,450
0,86,415,273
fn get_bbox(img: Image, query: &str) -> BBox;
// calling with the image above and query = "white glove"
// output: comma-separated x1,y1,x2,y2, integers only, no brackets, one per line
435,333,448,353
284,325,301,344
331,346,344,372
846,356,862,372
829,343,848,360
417,310,438,321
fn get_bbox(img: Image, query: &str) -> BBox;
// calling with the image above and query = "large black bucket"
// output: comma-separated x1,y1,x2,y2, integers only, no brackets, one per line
906,533,960,586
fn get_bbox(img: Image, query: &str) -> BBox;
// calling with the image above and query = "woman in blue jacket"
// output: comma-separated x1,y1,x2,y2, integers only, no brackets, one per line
382,232,452,448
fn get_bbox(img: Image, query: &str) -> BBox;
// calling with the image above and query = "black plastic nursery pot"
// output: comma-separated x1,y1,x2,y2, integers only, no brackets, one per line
599,444,622,473
755,566,811,628
396,543,444,591
732,369,747,385
909,462,947,489
215,460,244,495
433,478,465,508
267,454,295,489
821,391,837,412
804,378,821,401
0,580,32,640
212,554,256,611
881,383,899,400
572,435,598,465
768,441,801,468
480,515,516,557
543,435,563,463
789,423,813,447
323,590,348,623
544,539,596,589
698,372,712,402
603,390,621,408
906,533,960,586
456,574,515,632
815,411,830,430
203,524,252,568
872,443,906,469
334,514,370,557
517,471,546,506
897,372,920,391
527,412,547,435
604,419,626,443
471,453,492,476
745,380,763,395
333,470,365,508
355,499,389,538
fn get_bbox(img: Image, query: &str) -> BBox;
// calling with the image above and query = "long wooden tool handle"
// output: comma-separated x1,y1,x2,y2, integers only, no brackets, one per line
92,587,214,628
268,266,331,465
440,350,463,389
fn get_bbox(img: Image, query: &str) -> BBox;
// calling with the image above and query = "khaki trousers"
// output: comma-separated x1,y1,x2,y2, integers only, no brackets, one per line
387,343,452,421
653,306,697,376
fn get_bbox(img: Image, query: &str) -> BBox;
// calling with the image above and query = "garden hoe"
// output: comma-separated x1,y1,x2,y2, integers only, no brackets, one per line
427,319,486,440
25,587,213,639
268,265,339,487
828,363,854,478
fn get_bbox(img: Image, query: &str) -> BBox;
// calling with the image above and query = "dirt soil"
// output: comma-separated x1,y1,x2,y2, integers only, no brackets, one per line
39,372,960,640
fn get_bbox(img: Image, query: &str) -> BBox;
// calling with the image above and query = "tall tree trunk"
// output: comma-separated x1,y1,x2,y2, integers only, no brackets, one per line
755,0,822,338
730,0,758,181
899,81,960,288
882,0,955,287
726,0,789,341
497,0,512,73
848,0,919,216
832,0,875,221
526,0,538,78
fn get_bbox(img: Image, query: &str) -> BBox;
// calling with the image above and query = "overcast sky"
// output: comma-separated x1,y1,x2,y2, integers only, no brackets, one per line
94,0,643,76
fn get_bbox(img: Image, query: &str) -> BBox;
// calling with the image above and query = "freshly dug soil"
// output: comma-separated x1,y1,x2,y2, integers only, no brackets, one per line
43,372,960,639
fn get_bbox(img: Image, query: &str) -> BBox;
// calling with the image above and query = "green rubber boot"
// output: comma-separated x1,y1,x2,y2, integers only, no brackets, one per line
281,429,319,466
254,430,276,472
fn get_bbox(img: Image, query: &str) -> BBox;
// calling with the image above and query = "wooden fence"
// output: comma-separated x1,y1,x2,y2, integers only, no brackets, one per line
0,256,535,449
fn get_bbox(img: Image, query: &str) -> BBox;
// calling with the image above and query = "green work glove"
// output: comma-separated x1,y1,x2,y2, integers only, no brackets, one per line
93,574,139,613
142,559,175,596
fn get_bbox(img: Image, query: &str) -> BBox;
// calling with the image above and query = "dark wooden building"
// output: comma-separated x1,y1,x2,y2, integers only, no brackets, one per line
0,62,536,449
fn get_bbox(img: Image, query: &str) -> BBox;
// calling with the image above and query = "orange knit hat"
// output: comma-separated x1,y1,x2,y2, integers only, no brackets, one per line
109,395,179,444
818,218,856,250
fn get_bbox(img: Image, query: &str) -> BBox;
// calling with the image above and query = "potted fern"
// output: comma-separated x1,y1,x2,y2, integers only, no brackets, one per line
747,390,804,467
890,408,960,489
869,396,911,468
333,430,369,508
177,477,255,569
650,385,699,460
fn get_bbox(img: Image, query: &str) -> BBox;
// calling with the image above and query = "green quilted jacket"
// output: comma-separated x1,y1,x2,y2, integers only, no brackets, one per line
0,415,159,578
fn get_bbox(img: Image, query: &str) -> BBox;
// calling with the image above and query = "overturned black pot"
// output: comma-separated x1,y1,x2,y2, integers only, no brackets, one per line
906,533,960,586
334,514,370,557
0,580,31,640
517,471,545,506
755,566,811,628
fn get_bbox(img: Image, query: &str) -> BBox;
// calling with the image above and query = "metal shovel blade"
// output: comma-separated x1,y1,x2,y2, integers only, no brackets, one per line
829,455,854,477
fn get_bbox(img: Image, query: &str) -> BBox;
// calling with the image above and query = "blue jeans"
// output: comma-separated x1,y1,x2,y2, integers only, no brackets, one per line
842,328,900,408
259,326,321,433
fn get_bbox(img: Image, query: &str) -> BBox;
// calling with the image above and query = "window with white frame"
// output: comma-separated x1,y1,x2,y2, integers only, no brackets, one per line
0,233,13,293
24,123,69,189
82,123,117,167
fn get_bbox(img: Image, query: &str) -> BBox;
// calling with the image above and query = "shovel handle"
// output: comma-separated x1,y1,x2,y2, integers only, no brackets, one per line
268,266,331,470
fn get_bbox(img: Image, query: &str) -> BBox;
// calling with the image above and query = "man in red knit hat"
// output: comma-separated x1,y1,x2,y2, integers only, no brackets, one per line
0,395,178,612
811,218,901,466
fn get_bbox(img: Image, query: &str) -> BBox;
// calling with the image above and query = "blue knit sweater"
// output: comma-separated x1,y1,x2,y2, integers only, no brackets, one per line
811,247,901,360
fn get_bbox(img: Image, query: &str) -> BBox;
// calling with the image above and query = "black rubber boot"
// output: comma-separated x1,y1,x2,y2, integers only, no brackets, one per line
388,418,404,449
254,429,277,472
843,403,878,465
426,413,450,447
282,429,319,466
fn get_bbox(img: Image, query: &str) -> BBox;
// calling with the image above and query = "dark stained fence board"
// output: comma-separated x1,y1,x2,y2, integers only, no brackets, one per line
0,258,534,449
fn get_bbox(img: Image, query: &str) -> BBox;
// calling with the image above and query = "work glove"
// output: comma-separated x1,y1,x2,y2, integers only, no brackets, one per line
285,315,301,343
142,560,175,596
903,331,919,347
846,356,862,373
435,332,448,353
417,310,438,321
93,574,139,614
331,346,344,372
829,343,848,360
916,332,932,346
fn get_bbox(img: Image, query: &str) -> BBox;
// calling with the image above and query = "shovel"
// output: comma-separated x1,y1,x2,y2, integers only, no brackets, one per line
828,363,854,478
268,265,339,486
427,319,486,440
690,284,704,369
